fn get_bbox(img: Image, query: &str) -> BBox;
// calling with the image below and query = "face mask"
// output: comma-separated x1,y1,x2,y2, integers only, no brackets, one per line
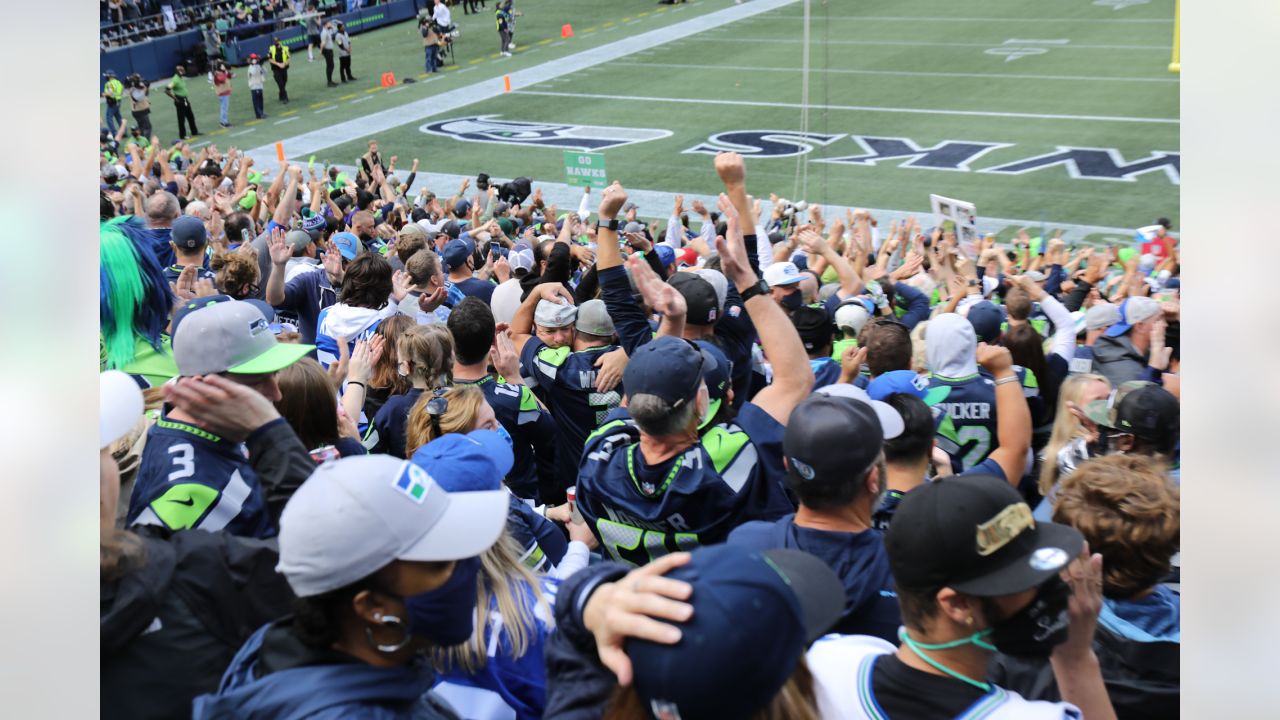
403,556,481,646
780,291,803,312
493,424,513,449
981,576,1072,658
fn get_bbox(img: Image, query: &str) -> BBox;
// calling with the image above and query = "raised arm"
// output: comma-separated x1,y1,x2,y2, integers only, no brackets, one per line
272,166,301,227
716,193,812,425
975,344,1030,486
511,282,575,354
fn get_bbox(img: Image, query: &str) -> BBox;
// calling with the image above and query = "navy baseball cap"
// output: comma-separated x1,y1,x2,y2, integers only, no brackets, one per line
966,300,1003,343
623,336,704,407
454,199,472,217
442,238,475,271
332,232,362,261
694,340,731,429
409,429,515,491
171,215,208,250
868,370,951,407
627,545,844,720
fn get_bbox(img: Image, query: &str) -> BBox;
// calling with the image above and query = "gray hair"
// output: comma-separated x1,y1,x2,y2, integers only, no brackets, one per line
185,200,210,220
628,392,698,437
145,191,180,227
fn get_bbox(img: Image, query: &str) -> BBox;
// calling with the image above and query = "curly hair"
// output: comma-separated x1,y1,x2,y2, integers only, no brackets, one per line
1052,454,1180,599
211,251,261,299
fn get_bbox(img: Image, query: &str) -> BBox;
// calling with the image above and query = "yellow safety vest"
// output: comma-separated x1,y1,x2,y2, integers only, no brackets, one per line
269,43,290,65
104,78,124,102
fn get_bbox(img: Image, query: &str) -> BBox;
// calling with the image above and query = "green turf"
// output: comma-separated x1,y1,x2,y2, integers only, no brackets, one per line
113,0,1180,232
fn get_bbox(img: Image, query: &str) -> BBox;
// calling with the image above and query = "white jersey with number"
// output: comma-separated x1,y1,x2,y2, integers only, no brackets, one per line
806,634,1082,720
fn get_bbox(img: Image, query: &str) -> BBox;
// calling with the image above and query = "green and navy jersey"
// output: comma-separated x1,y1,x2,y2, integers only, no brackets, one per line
520,338,622,490
931,368,1037,473
810,356,843,391
127,414,273,538
458,374,559,503
576,405,794,567
505,493,567,574
163,264,216,285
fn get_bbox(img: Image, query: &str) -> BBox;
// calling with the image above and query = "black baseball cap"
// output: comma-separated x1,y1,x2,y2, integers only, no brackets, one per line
668,272,719,325
790,306,833,353
886,474,1083,597
626,545,844,720
1085,381,1179,453
784,394,886,488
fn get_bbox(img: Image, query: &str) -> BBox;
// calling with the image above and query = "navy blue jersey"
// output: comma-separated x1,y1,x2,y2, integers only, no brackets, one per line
276,269,337,345
163,264,216,285
520,339,622,488
127,414,273,538
872,458,1007,531
728,515,901,644
457,374,559,503
370,388,424,459
810,356,843,390
576,404,794,567
505,493,568,573
930,368,1036,473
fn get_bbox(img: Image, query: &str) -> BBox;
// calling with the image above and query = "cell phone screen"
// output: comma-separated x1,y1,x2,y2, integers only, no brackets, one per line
489,242,500,257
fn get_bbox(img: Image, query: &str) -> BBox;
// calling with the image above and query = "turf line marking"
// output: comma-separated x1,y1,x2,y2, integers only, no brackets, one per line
280,110,297,116
315,105,338,112
245,119,262,126
190,140,211,148
550,40,566,46
364,88,380,94
537,38,552,45
209,129,226,135
612,60,1178,83
247,0,800,164
308,101,329,109
699,37,1168,50
350,96,373,105
229,128,254,137
274,116,300,125
388,85,409,93
513,89,1179,125
338,93,358,100
469,58,485,64
761,14,1175,23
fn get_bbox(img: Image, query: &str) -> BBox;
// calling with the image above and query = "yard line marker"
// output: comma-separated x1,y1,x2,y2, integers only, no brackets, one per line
550,40,566,46
612,60,1179,83
315,105,338,113
537,38,552,45
364,87,380,94
246,0,802,164
698,37,1168,50
280,109,297,116
309,101,329,109
388,85,409,93
469,58,484,64
229,128,254,137
245,119,261,126
514,89,1179,124
759,14,1174,23
209,129,226,136
637,11,649,17
274,116,300,125
338,93,358,100
350,96,373,105
582,26,597,33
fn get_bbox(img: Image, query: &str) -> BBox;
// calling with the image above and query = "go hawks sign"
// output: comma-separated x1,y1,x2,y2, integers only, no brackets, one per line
421,117,1179,184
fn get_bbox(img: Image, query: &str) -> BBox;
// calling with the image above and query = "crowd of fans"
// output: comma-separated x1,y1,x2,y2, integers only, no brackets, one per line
101,0,355,49
99,127,1180,718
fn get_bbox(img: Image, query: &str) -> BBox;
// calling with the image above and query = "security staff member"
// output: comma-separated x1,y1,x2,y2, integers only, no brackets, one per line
102,70,124,136
267,37,290,104
319,20,337,87
163,64,200,139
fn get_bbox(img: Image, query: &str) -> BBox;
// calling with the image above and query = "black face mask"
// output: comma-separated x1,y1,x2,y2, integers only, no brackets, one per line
982,576,1072,658
780,290,803,312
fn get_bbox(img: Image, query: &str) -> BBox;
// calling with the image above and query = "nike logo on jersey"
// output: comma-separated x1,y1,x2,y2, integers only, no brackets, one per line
168,496,196,506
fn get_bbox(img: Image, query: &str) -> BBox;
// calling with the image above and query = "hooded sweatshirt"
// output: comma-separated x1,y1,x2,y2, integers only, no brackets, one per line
192,620,459,719
315,302,400,368
727,514,900,645
1092,332,1148,386
927,313,999,472
102,529,293,720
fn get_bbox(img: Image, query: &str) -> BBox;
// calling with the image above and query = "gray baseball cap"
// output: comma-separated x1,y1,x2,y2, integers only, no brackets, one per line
576,299,615,337
285,229,313,252
1085,302,1121,332
535,299,577,329
172,300,313,376
276,454,508,597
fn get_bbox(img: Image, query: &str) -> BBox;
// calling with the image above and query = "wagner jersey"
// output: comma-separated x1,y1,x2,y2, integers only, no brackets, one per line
576,405,793,567
520,339,622,492
127,414,273,538
457,374,559,503
930,367,1036,473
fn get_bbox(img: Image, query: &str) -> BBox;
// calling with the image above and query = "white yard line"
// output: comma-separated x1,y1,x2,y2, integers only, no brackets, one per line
697,37,1168,50
757,15,1174,23
245,0,802,166
612,60,1178,84
273,116,300,125
513,89,1179,125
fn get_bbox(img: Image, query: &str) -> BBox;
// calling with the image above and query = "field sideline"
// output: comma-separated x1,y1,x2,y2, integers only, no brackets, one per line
123,0,1178,241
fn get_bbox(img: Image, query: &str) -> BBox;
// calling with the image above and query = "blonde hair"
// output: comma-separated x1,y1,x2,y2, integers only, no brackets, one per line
396,324,453,390
431,531,553,675
210,250,261,299
1038,373,1110,495
909,321,929,374
405,385,486,457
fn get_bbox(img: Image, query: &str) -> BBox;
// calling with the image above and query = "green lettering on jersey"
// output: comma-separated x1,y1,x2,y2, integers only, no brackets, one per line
150,483,220,530
519,385,539,412
585,419,627,445
936,414,960,444
831,338,859,361
536,345,572,368
702,426,750,474
1022,368,1039,389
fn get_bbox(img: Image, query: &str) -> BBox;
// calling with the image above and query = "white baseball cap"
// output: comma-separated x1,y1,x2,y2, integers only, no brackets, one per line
276,439,509,598
834,301,871,334
763,261,804,288
100,370,144,449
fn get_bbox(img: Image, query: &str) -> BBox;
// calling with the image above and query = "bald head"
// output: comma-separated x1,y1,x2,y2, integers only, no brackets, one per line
145,191,181,228
184,200,211,221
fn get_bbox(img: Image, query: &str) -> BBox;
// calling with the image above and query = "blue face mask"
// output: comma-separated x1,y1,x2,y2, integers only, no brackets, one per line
493,424,513,450
403,556,480,646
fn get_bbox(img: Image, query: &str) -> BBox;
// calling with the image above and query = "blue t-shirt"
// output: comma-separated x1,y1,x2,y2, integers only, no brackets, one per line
457,374,559,503
728,514,900,644
433,575,559,720
371,387,424,459
127,414,273,538
452,276,495,305
576,404,794,567
810,356,843,391
520,339,622,490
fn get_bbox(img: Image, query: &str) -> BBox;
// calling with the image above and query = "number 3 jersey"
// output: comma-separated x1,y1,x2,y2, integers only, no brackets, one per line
575,405,794,567
126,414,274,539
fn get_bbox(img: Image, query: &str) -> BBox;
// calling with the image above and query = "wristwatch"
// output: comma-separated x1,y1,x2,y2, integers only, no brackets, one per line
596,217,619,233
738,278,770,302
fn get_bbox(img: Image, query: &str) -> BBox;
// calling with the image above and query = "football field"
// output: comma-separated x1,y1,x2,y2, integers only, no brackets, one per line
141,0,1179,241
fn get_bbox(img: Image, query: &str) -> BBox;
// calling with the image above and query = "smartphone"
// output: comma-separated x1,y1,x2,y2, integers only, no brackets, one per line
309,445,340,463
489,241,501,257
240,228,251,245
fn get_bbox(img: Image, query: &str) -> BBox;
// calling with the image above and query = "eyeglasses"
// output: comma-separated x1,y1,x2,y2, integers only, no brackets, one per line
425,386,450,436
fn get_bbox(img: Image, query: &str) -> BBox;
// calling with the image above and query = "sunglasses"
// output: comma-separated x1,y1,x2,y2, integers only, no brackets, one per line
425,386,451,436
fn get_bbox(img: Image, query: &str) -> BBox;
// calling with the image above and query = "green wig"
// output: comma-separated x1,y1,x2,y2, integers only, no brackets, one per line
100,216,174,369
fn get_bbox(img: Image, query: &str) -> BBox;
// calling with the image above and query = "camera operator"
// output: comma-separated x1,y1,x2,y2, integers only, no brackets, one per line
419,12,444,74
126,73,152,139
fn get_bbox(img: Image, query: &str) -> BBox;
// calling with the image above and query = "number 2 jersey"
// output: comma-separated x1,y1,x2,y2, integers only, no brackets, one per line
575,404,794,567
126,413,274,538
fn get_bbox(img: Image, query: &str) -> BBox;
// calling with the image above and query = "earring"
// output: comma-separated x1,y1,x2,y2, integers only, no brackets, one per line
964,616,974,627
366,613,410,653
